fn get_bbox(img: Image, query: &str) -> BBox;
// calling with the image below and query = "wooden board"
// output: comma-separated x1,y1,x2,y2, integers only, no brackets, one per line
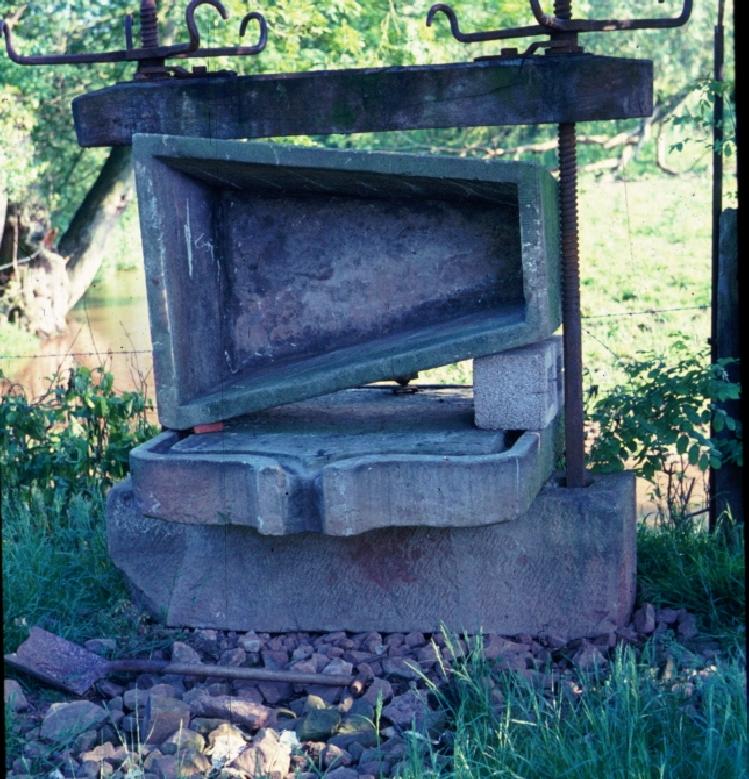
74,54,653,147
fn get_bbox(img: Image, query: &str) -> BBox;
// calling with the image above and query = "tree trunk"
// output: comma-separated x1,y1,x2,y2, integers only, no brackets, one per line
1,148,134,335
58,146,134,309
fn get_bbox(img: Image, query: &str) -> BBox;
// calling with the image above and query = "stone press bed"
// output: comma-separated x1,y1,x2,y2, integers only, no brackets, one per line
108,387,635,637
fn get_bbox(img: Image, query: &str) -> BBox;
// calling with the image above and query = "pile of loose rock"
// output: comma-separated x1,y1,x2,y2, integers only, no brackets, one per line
4,605,722,779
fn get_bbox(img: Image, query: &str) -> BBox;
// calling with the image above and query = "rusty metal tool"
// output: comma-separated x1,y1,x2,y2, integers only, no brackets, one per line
427,0,693,488
5,627,362,697
0,0,267,80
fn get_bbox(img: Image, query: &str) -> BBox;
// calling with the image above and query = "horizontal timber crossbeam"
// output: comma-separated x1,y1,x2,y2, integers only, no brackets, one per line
73,54,653,147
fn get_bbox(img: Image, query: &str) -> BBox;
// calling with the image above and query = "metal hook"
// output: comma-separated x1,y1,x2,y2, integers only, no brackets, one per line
426,3,546,43
426,0,693,48
183,0,227,52
174,9,268,58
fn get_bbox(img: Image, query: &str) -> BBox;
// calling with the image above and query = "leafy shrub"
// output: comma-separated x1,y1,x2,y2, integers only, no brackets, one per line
1,365,158,505
1,366,158,651
587,348,741,524
671,77,736,158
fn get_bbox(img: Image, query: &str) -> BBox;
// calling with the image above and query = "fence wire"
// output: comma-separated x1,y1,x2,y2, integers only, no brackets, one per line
0,304,711,362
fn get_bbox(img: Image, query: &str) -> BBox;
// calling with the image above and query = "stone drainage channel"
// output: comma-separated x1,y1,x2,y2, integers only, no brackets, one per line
5,607,720,779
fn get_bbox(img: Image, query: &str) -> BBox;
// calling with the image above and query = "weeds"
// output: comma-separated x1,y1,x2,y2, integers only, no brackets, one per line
637,518,745,646
1,366,157,652
1,365,157,506
587,346,742,525
401,636,747,779
1,488,145,652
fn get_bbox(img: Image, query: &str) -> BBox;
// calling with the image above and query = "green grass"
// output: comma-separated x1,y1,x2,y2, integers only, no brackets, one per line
637,519,746,646
579,172,713,394
1,489,140,653
397,638,747,779
1,366,158,653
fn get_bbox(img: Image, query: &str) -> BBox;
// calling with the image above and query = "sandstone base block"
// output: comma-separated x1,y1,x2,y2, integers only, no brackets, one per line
107,472,636,638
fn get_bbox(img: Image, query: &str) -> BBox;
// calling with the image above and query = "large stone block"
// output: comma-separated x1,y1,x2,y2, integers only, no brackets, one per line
474,336,563,431
107,472,636,637
133,136,560,428
129,388,558,536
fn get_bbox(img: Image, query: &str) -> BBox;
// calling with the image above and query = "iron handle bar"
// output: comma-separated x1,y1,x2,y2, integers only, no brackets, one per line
104,659,358,689
426,4,547,42
427,0,693,44
0,0,266,66
171,11,267,58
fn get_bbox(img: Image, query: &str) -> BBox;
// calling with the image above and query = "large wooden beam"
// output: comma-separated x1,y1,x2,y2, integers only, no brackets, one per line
73,54,652,147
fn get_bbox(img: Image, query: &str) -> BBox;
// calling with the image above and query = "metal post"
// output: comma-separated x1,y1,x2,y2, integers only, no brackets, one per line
139,0,160,47
709,0,726,531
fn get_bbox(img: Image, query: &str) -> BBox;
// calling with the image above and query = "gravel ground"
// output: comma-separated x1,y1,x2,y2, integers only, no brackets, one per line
4,604,724,779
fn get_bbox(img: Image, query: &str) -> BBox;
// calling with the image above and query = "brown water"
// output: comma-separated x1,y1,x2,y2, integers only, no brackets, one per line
3,264,155,404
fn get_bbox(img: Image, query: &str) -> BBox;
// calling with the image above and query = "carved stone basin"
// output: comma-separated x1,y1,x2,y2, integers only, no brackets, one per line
134,136,560,429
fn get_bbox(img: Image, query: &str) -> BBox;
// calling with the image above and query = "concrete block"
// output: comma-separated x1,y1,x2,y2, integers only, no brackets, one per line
130,388,558,535
474,336,563,431
133,136,560,429
107,471,636,637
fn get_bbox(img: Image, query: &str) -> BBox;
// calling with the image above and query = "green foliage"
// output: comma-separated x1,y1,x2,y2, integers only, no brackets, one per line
1,490,139,652
0,82,38,196
671,78,737,158
1,365,158,506
0,319,38,361
1,366,158,651
587,347,741,523
637,519,745,645
400,632,747,779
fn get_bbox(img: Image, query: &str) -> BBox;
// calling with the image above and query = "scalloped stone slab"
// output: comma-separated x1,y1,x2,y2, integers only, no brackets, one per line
130,388,559,536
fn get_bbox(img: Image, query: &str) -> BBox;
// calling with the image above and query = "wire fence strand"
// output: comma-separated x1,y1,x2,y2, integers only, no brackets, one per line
0,303,710,361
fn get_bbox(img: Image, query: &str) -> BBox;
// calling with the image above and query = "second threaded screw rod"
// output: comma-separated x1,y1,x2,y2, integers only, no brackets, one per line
553,0,588,488
557,122,587,488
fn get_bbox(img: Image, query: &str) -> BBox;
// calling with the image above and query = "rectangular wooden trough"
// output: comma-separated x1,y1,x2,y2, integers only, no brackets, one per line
133,135,560,429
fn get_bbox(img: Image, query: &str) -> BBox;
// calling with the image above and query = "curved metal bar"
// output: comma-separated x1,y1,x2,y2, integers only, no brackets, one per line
239,10,267,43
0,0,229,66
181,0,227,52
426,3,546,43
174,10,268,58
529,0,693,32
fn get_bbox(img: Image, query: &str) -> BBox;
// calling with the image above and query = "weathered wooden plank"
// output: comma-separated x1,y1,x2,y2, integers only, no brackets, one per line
73,54,652,147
